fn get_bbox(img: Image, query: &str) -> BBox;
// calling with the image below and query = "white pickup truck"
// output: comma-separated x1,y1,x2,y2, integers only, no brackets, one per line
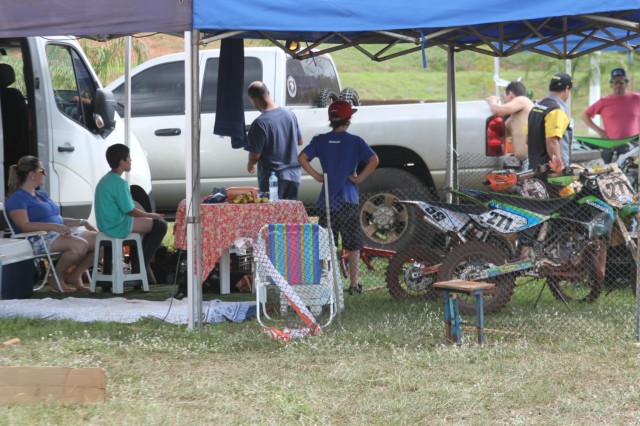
106,47,595,250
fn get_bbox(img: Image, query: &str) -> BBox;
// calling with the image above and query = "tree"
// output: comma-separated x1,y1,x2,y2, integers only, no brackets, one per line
79,37,150,85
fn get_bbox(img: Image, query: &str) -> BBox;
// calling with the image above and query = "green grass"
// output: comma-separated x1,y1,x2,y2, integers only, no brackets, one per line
1,286,639,424
2,38,638,423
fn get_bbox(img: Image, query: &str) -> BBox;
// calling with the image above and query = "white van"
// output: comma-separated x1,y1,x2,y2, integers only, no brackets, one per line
0,36,154,220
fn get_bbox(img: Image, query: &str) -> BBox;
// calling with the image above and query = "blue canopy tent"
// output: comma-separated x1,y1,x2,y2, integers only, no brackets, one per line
187,1,640,331
1,0,639,332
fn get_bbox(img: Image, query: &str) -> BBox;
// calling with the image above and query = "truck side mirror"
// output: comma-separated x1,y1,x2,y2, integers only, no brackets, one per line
93,88,116,135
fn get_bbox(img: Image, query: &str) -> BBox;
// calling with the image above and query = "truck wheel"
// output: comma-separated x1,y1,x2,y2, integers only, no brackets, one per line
358,168,433,251
131,189,151,213
339,87,360,106
317,89,339,108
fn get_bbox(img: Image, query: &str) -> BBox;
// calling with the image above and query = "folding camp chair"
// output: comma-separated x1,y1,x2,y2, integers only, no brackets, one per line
0,202,63,292
254,223,343,328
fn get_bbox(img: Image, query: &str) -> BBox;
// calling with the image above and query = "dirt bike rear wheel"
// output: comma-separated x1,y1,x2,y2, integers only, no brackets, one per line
547,257,602,303
386,245,440,301
436,241,514,315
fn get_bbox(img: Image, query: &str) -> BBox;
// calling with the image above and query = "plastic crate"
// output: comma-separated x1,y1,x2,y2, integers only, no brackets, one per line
231,248,253,273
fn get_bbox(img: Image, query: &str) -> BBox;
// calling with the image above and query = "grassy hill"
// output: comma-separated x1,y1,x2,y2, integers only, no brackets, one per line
87,33,638,134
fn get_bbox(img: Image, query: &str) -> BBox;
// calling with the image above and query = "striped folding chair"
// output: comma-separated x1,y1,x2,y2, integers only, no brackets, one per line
254,223,342,329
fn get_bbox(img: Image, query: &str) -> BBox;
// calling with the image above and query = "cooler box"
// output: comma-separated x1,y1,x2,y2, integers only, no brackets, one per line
0,239,36,300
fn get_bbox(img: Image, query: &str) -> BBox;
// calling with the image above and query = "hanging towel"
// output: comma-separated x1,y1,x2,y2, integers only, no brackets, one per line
213,38,249,149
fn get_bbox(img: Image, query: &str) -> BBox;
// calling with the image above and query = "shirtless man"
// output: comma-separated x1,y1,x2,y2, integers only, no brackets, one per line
486,81,535,168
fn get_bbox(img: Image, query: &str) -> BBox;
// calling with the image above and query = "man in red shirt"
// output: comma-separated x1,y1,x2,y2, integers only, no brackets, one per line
581,68,640,163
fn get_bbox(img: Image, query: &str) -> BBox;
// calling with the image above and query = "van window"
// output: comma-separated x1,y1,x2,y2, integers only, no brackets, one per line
111,61,185,117
286,56,340,106
46,44,97,128
201,57,262,113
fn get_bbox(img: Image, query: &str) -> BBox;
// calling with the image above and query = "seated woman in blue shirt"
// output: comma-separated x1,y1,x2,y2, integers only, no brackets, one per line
6,156,98,293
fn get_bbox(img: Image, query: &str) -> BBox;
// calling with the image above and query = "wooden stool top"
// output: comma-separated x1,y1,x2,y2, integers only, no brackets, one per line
433,279,495,294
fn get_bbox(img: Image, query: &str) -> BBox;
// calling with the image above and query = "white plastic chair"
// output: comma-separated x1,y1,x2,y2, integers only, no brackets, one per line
0,202,63,291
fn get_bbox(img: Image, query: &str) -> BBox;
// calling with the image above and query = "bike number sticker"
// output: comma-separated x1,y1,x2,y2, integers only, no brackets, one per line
474,209,528,232
420,204,470,232
597,172,634,207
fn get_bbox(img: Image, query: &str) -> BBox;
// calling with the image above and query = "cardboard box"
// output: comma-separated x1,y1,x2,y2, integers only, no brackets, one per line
0,239,36,300
0,367,106,404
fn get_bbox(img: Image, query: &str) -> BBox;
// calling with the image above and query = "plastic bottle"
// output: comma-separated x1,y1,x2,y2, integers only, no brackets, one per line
269,172,279,202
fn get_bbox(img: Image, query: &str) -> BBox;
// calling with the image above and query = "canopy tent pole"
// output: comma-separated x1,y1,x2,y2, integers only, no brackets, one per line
185,30,203,331
446,46,458,203
587,52,602,133
124,36,132,184
494,57,501,97
565,59,573,119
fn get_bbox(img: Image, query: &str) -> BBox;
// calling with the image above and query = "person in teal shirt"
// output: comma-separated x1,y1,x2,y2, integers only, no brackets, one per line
95,144,167,283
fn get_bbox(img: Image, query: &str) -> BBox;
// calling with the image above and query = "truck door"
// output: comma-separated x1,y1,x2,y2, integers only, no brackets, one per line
41,42,102,218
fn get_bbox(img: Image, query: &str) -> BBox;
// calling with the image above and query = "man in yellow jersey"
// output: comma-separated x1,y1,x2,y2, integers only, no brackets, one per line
527,73,573,173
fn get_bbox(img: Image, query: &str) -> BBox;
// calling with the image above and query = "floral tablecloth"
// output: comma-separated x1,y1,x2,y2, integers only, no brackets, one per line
173,199,309,280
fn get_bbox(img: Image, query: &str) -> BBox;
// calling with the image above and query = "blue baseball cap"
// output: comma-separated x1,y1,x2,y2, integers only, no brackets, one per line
611,68,627,79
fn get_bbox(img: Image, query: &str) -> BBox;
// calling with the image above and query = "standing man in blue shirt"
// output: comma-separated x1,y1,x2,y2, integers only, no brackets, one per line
246,81,304,199
299,100,379,295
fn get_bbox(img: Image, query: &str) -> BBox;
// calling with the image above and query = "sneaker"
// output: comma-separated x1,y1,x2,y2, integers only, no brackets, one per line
348,283,363,295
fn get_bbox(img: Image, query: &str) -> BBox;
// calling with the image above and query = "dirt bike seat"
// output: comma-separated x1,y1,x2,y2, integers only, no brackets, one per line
574,135,639,150
488,192,575,216
427,201,488,215
456,189,574,216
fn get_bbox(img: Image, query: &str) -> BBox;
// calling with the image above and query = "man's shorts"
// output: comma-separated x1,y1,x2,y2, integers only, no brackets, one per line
318,203,363,252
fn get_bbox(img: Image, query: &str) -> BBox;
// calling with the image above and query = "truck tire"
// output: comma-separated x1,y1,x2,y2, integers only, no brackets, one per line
358,168,433,251
339,87,360,106
317,89,339,108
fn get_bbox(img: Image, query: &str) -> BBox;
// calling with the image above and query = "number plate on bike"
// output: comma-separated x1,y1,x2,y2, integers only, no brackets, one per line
472,205,543,233
597,171,634,207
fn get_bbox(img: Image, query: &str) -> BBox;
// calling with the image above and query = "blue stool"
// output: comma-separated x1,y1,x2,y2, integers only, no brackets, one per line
433,280,495,345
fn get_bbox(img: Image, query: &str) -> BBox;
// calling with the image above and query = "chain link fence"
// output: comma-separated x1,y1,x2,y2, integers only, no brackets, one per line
165,152,637,341
345,153,638,341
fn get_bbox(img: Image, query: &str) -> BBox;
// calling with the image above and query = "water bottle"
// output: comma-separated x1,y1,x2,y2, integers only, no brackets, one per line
269,172,279,202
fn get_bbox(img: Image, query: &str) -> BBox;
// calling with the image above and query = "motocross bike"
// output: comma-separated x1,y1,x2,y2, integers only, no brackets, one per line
434,182,615,314
489,163,639,298
386,166,563,303
385,199,490,301
535,165,638,298
385,164,580,302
